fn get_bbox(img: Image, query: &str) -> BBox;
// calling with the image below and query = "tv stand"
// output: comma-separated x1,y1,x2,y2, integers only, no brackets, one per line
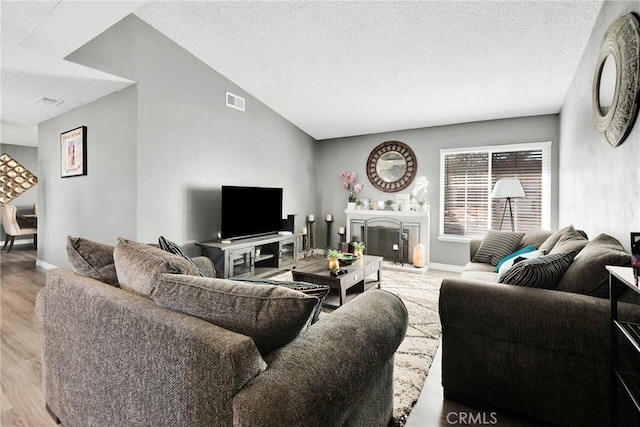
197,234,301,279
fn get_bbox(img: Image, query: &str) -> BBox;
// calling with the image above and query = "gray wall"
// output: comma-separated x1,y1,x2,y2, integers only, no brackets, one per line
0,144,39,243
316,115,560,267
38,15,317,267
38,86,138,267
559,1,640,251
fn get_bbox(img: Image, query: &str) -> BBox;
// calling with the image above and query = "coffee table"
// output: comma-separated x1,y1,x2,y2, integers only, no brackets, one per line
292,255,383,307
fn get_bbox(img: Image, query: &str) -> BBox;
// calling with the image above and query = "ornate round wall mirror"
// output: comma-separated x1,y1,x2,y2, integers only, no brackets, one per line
592,13,640,147
366,141,417,192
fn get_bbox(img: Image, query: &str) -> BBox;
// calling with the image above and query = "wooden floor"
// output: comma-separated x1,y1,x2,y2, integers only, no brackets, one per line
1,246,57,426
0,248,548,427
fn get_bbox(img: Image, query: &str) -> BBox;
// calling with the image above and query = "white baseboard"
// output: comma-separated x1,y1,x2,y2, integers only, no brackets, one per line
36,259,58,270
429,262,464,273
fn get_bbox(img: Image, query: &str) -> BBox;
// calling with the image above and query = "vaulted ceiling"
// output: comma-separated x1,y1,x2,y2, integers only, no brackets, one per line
1,1,604,145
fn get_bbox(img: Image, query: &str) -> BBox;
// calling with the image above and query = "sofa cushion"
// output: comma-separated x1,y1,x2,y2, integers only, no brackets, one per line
497,249,544,280
66,236,119,286
495,245,537,271
472,230,524,266
151,274,318,356
158,236,206,277
231,278,330,324
555,234,630,298
460,271,500,282
114,238,202,296
499,251,577,289
519,229,554,250
549,228,588,255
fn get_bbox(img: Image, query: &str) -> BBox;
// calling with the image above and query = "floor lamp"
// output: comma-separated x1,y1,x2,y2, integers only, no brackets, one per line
491,179,525,232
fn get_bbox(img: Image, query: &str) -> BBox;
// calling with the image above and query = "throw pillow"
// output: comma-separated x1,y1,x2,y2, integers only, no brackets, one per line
472,230,524,266
495,245,538,272
66,236,119,286
549,228,589,255
519,229,554,250
497,249,544,280
114,238,202,296
158,236,206,277
151,274,318,356
556,234,630,298
232,278,330,324
538,225,574,254
499,251,577,289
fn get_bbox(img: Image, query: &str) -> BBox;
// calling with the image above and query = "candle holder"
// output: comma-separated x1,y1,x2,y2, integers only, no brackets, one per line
308,218,316,248
393,244,400,265
325,217,333,251
298,216,318,261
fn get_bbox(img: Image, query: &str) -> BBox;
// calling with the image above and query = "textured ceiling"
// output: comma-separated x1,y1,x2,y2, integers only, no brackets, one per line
0,1,135,146
1,0,604,144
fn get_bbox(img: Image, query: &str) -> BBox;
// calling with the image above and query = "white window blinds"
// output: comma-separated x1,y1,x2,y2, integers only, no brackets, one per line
440,142,551,238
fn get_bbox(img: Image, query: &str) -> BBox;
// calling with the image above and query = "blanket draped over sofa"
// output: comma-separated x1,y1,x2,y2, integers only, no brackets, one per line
439,227,640,427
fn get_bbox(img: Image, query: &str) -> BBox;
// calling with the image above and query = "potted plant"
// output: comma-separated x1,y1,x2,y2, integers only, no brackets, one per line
385,200,394,210
355,199,364,209
352,241,365,258
341,171,363,210
326,249,344,270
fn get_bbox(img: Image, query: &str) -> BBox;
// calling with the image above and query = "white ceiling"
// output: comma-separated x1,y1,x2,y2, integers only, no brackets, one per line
1,0,604,145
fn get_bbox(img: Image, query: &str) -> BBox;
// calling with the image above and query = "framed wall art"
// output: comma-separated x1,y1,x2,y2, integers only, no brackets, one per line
60,126,87,178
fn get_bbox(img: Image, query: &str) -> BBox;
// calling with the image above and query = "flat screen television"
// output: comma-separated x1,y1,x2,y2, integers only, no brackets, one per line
221,186,283,239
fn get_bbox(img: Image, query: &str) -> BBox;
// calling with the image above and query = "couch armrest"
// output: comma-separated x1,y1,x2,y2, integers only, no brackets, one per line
232,289,408,426
193,256,216,277
469,239,482,260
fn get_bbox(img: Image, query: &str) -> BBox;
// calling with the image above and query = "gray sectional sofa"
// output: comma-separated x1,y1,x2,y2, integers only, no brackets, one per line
439,226,640,427
36,237,408,426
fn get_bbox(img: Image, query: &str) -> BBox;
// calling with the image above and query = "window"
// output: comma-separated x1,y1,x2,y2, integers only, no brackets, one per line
440,142,551,238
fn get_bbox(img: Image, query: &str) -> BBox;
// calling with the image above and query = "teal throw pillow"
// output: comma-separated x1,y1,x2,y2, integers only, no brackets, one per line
495,245,538,272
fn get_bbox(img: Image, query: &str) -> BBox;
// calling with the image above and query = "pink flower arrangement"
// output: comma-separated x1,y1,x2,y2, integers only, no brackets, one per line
341,171,363,202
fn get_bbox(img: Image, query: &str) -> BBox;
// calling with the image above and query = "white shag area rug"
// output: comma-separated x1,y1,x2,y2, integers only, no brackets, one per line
270,269,442,426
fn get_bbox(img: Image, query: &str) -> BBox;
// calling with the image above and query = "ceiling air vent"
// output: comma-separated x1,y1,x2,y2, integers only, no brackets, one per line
226,91,245,112
36,96,64,106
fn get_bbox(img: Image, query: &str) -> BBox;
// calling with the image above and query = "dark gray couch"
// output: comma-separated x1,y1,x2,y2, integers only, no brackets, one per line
439,228,640,427
37,244,408,426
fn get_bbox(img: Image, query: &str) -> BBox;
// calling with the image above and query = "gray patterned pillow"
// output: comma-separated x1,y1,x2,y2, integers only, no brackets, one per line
151,274,318,356
158,236,206,277
472,230,524,266
66,236,118,286
499,251,577,289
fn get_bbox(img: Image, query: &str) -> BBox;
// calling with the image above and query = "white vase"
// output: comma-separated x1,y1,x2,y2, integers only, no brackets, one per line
347,202,357,210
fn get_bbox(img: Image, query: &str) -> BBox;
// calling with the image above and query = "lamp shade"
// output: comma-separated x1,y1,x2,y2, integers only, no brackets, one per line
491,179,525,199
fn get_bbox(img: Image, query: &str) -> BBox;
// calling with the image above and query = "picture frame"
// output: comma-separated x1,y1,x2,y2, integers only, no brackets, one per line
395,193,411,211
60,126,87,178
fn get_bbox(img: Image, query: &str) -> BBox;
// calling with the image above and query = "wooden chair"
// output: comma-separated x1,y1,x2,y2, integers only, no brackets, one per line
0,204,37,252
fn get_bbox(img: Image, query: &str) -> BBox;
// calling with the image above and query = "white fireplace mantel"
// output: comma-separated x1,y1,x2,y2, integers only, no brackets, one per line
345,208,430,268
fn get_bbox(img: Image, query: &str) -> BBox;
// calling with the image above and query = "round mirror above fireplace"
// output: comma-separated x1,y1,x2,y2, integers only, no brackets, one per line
367,141,417,192
592,13,640,147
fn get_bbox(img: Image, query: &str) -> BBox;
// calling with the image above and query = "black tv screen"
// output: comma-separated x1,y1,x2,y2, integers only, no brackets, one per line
221,186,283,239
